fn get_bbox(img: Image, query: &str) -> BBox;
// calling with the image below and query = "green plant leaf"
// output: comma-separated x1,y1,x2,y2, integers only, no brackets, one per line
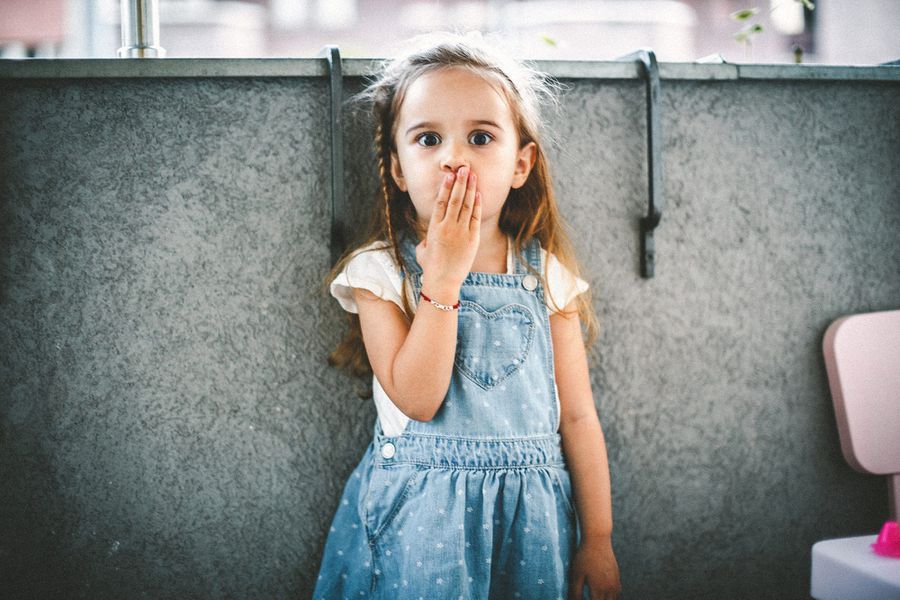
731,8,759,21
540,34,558,47
750,23,764,33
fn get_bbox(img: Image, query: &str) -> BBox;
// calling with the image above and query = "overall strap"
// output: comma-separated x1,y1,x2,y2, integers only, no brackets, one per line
514,237,543,275
397,231,422,278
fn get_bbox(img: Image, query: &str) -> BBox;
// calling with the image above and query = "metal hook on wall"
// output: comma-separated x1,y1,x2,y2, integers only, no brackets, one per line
617,49,664,278
317,45,347,266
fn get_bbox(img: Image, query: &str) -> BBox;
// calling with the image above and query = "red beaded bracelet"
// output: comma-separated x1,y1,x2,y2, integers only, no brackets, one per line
420,291,460,311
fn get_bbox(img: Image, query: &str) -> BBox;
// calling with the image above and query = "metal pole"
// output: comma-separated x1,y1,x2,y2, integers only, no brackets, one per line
117,0,165,58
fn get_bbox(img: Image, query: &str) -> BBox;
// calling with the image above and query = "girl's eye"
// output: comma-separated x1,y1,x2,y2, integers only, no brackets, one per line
469,131,493,146
416,133,441,147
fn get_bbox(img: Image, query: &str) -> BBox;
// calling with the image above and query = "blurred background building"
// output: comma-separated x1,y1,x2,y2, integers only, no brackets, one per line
0,0,898,64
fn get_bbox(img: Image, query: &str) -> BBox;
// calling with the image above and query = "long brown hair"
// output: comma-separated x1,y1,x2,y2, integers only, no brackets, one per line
325,32,600,386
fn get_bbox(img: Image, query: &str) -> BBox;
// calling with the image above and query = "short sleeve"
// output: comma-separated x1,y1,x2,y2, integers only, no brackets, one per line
544,251,590,313
330,242,406,314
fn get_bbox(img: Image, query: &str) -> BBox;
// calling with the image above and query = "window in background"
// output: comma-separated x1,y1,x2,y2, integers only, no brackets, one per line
1,0,898,64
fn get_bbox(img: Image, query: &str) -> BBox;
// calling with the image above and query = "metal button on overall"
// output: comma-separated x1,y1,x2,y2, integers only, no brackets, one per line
522,274,538,291
380,442,396,459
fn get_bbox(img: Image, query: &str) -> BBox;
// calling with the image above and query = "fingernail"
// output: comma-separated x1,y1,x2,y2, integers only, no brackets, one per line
458,167,468,179
445,173,455,185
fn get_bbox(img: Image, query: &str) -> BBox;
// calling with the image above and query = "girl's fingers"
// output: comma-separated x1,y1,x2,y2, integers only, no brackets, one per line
469,192,482,231
568,575,586,600
458,171,477,223
431,172,454,224
445,167,469,221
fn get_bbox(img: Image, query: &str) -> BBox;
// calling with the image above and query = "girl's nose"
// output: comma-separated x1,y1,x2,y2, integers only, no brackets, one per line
440,141,469,173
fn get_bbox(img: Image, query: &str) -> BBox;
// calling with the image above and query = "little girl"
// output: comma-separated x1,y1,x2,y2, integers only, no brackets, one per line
313,32,621,600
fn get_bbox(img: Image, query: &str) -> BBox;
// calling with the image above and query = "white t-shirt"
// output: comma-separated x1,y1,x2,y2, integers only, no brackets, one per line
329,238,590,436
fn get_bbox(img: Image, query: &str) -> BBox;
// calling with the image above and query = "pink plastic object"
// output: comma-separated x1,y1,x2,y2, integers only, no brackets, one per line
872,521,900,558
823,309,900,521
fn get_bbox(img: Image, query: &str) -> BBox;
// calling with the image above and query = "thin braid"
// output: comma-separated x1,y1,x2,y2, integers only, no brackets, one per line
373,121,395,250
374,115,414,317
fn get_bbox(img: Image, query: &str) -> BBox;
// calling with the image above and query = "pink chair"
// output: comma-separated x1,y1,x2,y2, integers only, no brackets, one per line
811,309,900,600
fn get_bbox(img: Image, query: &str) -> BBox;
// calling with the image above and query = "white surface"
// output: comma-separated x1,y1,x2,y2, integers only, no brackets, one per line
811,535,900,600
823,309,900,475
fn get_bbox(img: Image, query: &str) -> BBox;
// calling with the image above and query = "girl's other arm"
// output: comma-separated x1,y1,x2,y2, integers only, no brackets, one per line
551,302,621,599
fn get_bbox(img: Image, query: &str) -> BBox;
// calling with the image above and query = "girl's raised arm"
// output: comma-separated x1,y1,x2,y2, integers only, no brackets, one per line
353,167,481,422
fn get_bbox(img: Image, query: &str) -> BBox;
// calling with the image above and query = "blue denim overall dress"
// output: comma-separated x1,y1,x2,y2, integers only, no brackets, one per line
313,235,581,600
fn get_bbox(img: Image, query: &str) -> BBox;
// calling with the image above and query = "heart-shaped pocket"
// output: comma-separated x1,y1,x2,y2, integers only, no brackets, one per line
454,301,536,390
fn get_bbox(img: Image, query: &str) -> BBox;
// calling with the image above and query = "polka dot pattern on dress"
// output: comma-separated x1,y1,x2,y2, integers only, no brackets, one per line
312,237,581,599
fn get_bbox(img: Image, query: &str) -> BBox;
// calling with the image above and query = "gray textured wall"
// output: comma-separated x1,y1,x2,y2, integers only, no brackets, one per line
1,67,898,600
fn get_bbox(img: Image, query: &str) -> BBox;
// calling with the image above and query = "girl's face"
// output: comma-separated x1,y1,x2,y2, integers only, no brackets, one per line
390,67,536,233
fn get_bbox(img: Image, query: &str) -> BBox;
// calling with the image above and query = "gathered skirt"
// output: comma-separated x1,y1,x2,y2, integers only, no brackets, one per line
312,439,583,600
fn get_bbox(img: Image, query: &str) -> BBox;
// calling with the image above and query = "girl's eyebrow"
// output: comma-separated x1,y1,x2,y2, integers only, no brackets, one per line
404,119,503,136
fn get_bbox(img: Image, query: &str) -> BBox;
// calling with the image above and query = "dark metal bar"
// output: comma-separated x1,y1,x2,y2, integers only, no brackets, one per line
618,49,664,278
317,46,347,265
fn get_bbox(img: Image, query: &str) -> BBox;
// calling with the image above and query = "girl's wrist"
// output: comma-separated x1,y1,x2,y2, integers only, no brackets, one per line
419,285,460,309
420,276,462,306
580,529,614,548
420,291,460,311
